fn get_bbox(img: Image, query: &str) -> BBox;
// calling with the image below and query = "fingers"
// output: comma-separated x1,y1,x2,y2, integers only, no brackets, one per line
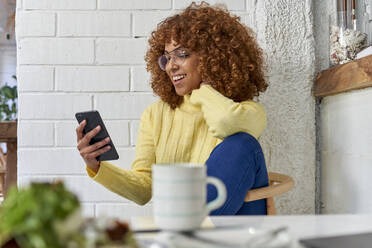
76,120,112,163
78,136,110,159
80,142,111,160
89,145,111,159
77,125,101,149
76,120,86,142
82,137,110,154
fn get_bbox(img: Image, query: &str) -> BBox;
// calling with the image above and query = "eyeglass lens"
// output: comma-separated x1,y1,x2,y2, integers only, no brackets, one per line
158,49,189,71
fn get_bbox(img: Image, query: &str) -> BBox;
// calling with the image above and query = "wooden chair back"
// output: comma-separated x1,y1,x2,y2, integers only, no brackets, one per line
0,147,7,197
244,172,294,215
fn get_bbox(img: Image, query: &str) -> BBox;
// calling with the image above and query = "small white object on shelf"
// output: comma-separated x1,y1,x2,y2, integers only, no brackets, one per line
356,45,372,59
329,25,368,65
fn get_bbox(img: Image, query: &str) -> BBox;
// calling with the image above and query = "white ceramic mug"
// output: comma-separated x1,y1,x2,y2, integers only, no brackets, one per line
152,163,227,231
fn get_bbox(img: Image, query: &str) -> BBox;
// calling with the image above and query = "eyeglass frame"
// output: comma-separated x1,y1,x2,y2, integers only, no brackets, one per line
157,47,191,71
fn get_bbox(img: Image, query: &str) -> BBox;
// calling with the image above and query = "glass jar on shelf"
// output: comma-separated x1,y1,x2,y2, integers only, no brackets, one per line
329,0,368,66
360,0,372,45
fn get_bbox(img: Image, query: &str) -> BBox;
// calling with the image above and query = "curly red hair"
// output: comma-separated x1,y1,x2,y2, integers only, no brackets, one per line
145,2,268,109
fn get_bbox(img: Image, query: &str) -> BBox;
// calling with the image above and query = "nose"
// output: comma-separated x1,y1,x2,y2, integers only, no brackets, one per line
167,57,179,71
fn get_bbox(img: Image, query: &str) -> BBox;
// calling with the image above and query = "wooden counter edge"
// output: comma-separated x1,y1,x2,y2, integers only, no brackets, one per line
313,55,372,98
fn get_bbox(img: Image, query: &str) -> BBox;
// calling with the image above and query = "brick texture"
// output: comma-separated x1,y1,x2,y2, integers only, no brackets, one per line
18,122,54,147
24,0,96,10
131,66,152,92
18,66,54,91
94,93,158,119
58,12,130,37
19,38,94,65
98,0,171,10
96,38,147,65
174,0,245,10
16,12,55,37
55,66,130,92
19,94,91,119
133,11,172,37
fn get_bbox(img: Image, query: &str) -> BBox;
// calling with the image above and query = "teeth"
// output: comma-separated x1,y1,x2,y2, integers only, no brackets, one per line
173,74,186,81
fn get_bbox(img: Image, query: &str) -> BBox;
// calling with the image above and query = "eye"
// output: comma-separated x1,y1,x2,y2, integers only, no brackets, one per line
176,50,190,59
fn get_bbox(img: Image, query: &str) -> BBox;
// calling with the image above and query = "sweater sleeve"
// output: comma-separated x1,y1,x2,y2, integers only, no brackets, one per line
86,105,155,205
189,85,267,139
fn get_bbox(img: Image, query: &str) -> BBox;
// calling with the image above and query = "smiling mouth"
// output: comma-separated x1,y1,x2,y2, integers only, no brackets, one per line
172,74,186,83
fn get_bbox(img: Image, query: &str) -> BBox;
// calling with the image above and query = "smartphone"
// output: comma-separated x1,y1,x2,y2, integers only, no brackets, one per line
75,110,119,161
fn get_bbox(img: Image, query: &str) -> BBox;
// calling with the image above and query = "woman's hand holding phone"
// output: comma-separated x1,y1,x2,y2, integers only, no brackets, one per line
76,120,111,173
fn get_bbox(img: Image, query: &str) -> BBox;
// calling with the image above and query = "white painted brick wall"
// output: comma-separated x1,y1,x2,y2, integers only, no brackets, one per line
55,122,82,147
16,12,55,37
18,66,54,91
131,66,152,92
19,94,91,119
58,12,131,37
174,0,245,10
96,203,153,219
96,38,147,64
55,121,130,147
16,0,315,218
98,0,171,10
24,0,96,10
16,0,22,9
18,122,54,147
55,67,130,92
320,88,372,214
19,38,94,65
94,93,157,119
133,11,173,37
18,149,84,174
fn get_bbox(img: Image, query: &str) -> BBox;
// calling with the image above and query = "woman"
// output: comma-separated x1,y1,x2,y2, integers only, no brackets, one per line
76,2,268,215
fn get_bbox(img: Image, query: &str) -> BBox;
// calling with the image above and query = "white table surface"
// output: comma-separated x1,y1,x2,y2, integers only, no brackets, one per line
131,214,372,248
210,214,372,238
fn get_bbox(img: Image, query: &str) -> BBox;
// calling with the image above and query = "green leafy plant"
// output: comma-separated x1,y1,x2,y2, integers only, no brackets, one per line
0,181,138,248
0,182,81,248
0,75,17,121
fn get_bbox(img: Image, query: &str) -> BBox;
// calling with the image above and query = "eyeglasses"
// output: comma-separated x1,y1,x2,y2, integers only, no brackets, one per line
158,48,190,71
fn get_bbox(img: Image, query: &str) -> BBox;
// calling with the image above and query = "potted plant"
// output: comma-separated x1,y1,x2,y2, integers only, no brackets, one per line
0,76,17,121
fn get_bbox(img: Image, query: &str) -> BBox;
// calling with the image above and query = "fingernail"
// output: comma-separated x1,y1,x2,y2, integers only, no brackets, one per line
105,137,110,142
96,125,100,130
107,146,111,150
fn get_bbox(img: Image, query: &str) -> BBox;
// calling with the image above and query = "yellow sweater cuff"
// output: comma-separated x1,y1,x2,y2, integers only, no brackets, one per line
86,165,98,178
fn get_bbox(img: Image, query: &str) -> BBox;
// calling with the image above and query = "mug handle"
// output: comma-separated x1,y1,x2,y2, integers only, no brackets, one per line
206,177,227,214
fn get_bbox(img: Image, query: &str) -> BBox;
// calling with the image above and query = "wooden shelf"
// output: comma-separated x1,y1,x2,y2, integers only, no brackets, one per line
0,121,17,142
0,121,17,196
313,55,372,98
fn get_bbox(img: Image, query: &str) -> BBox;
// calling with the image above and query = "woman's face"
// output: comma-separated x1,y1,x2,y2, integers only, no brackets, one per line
164,41,202,96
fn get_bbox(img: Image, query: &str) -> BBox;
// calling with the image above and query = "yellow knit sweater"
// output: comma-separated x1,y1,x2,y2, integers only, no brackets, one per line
87,85,266,205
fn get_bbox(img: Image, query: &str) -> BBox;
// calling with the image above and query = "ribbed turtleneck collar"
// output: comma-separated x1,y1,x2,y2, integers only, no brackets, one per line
178,94,201,113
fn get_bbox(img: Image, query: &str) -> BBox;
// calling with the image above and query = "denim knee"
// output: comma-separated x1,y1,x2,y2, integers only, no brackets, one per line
206,132,267,215
215,132,263,159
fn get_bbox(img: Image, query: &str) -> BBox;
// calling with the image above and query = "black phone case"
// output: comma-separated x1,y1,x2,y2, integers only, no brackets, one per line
75,110,119,161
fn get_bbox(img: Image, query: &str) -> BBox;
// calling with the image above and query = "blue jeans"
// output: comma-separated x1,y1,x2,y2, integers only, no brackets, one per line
206,132,268,215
